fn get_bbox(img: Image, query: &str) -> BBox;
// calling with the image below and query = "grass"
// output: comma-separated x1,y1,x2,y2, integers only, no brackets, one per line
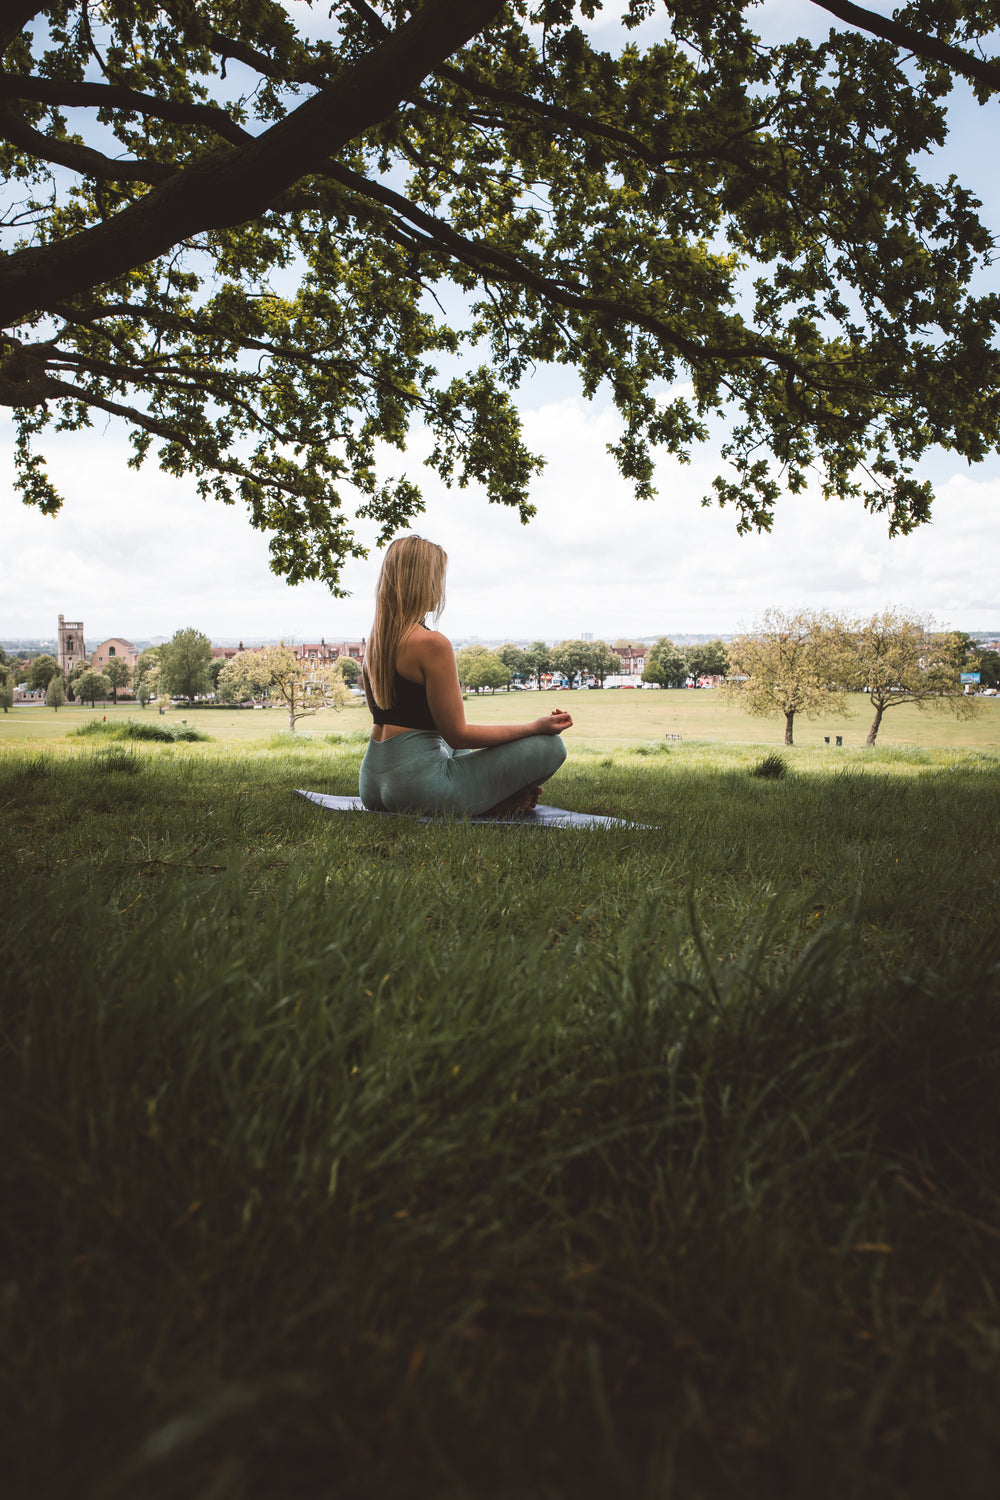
2,725,1000,1499
4,686,999,749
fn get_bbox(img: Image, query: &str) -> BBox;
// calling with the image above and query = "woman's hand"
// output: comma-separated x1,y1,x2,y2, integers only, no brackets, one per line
535,709,573,735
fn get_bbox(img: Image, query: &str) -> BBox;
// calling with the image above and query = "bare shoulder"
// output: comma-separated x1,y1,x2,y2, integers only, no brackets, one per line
415,629,454,663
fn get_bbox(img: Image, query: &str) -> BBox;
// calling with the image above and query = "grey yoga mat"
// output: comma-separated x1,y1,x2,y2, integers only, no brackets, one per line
294,789,631,829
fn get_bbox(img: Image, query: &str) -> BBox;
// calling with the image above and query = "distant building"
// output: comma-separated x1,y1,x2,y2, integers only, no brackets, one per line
611,641,646,676
292,639,365,664
58,614,87,677
91,637,138,671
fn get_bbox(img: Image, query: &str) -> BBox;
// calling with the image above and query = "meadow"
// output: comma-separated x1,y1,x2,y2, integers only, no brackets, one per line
2,696,999,1499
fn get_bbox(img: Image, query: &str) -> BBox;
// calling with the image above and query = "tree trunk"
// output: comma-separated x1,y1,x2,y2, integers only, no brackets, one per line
866,702,884,746
784,710,794,745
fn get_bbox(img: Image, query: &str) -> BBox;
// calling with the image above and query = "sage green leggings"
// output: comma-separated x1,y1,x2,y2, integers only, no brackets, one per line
359,730,567,816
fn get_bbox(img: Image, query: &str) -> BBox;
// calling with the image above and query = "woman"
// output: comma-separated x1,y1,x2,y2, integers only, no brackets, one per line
359,536,572,816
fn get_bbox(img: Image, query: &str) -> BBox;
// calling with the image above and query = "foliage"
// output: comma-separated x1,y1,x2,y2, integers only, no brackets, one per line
496,642,533,683
848,608,980,746
525,641,551,687
454,643,511,692
219,644,351,729
133,646,162,706
643,636,689,688
0,665,14,713
158,627,213,703
27,654,60,692
586,639,620,685
2,4,1000,588
723,608,855,746
977,649,1000,690
66,659,92,700
2,738,1000,1497
103,655,131,703
73,668,111,706
685,638,731,681
44,669,65,710
332,654,362,687
550,639,595,688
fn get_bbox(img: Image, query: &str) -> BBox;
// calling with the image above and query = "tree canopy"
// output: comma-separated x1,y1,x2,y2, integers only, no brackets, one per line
722,608,854,745
643,636,687,688
849,609,977,745
3,2,1000,590
219,644,351,727
455,644,511,692
157,627,212,701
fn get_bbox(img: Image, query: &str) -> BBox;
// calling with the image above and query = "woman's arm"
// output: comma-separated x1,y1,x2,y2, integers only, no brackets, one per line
417,631,572,749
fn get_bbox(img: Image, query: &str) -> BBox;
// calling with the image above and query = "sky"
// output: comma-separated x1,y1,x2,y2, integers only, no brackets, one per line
3,1,999,647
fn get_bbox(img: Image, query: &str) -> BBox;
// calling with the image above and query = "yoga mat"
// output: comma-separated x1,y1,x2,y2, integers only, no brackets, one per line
295,789,632,829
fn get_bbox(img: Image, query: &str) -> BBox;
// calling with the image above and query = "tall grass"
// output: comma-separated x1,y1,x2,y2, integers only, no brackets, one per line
2,737,999,1499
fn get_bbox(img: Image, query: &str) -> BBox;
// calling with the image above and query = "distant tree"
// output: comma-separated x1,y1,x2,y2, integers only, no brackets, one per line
455,645,511,694
722,610,853,746
133,647,162,707
158,629,212,703
587,641,621,687
0,666,13,714
75,670,111,707
28,654,60,692
208,659,228,694
525,643,551,689
686,640,731,682
332,655,362,688
643,638,689,689
848,610,979,747
219,646,350,731
45,670,66,711
104,657,131,704
65,663,91,702
976,650,1000,690
550,640,594,690
496,644,532,685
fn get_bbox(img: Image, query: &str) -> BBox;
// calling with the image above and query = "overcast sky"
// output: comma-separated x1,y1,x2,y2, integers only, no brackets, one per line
4,1,999,646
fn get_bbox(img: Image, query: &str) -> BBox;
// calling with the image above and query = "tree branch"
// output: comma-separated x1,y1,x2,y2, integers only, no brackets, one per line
808,0,1000,92
0,74,252,147
0,0,506,325
324,162,841,388
0,101,176,182
0,1,47,53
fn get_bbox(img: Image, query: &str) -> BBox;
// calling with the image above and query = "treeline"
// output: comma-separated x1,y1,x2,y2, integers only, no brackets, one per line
719,608,999,746
456,640,629,692
0,629,361,719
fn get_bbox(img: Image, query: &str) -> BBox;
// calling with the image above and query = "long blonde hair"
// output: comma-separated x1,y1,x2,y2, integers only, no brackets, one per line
365,535,447,709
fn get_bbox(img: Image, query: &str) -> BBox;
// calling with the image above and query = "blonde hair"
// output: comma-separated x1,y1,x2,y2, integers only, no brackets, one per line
365,535,447,709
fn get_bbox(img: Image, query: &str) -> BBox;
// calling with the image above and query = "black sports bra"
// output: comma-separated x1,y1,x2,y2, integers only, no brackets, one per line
364,666,438,731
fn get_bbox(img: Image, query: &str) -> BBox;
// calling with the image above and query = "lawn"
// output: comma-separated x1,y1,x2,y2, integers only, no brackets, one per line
2,720,999,1499
5,684,998,749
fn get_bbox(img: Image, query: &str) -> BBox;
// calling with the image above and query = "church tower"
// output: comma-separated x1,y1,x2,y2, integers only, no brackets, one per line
58,613,86,677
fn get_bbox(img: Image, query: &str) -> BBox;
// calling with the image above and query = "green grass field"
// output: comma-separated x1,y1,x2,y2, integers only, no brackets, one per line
2,710,999,1499
5,684,998,750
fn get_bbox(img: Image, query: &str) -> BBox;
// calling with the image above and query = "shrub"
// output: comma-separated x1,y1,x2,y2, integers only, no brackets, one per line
751,752,788,780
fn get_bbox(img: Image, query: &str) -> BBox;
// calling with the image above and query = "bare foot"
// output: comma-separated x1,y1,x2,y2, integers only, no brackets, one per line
481,784,542,817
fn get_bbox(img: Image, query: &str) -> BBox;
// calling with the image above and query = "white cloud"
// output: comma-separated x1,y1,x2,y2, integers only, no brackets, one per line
4,393,999,646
